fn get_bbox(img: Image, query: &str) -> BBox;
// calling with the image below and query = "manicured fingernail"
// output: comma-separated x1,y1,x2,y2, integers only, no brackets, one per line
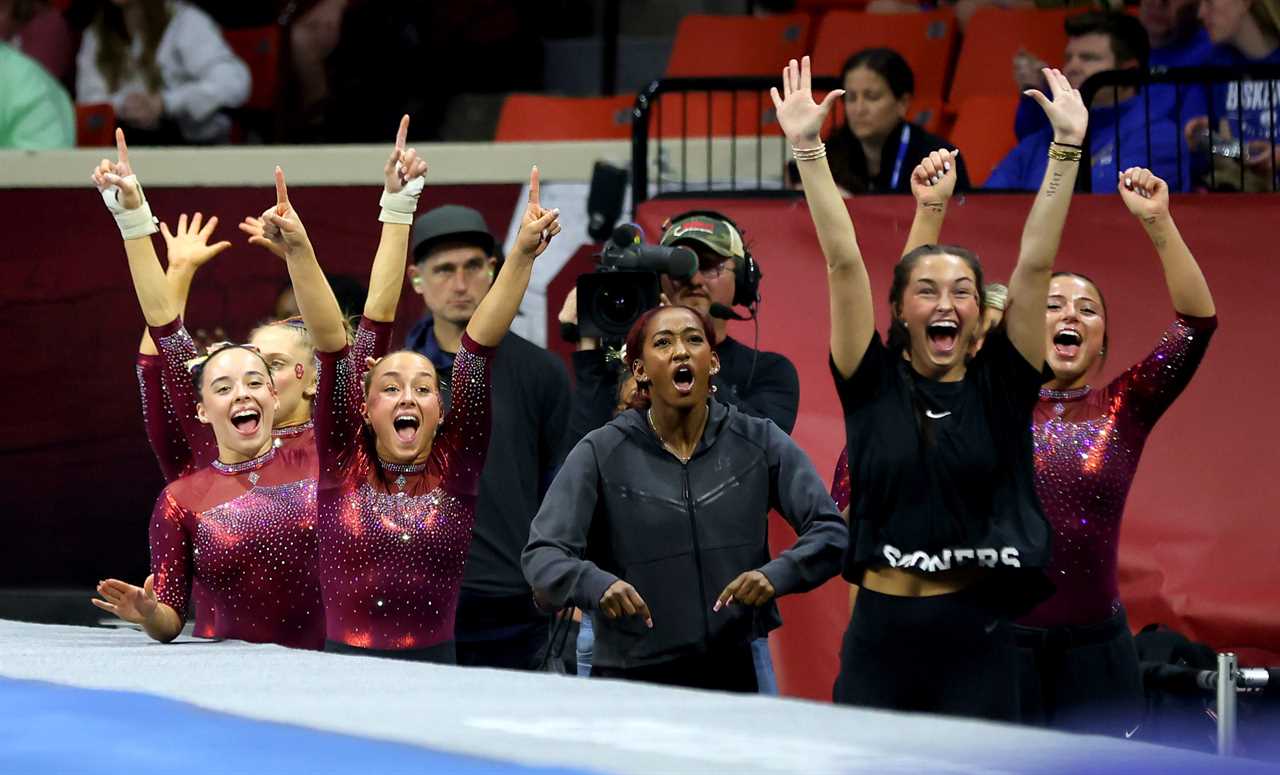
944,162,951,172
1125,177,1132,186
645,619,653,629
712,600,721,612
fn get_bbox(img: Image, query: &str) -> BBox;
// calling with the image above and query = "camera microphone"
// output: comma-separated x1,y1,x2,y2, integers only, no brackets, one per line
709,303,750,321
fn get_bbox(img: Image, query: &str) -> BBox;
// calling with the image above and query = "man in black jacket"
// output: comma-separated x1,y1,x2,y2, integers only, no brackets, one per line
406,204,570,670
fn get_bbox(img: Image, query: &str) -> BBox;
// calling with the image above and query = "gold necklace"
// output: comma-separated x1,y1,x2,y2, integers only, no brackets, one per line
647,407,706,464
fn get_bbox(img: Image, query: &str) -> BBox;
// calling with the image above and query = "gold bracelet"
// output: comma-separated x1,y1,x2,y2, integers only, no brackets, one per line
792,143,826,162
1047,144,1082,163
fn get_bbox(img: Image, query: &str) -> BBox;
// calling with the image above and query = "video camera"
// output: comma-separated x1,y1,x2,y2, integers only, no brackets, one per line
576,224,697,341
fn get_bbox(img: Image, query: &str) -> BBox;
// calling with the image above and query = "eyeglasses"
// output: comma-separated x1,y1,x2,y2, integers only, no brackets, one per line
696,260,734,280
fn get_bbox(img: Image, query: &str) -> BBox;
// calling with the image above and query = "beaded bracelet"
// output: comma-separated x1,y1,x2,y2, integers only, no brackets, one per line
792,143,827,162
1047,145,1082,163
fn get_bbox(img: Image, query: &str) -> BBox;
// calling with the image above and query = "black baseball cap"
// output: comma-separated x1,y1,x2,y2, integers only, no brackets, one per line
411,205,495,264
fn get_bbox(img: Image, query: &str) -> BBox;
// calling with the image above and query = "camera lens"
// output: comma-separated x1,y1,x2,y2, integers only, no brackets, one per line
596,286,641,328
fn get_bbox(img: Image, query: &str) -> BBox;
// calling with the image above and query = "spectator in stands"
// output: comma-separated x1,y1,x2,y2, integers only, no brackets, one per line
0,40,72,147
0,0,75,84
1144,0,1215,66
1184,0,1280,189
866,0,1034,30
827,48,971,195
286,0,344,134
523,304,846,693
987,12,1190,192
76,0,250,144
404,202,571,671
1013,1,1211,142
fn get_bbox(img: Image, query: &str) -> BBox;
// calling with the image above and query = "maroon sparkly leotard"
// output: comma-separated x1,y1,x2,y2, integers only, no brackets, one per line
149,445,323,649
1020,315,1216,629
315,334,495,651
142,317,391,640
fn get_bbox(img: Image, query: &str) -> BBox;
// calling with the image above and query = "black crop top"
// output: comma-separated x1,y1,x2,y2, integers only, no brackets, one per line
832,328,1053,609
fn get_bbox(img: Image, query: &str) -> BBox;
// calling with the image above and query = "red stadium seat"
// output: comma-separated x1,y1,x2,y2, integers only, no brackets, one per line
666,14,811,77
495,94,635,142
908,96,944,135
810,10,958,101
75,103,115,147
947,94,1020,185
948,8,1071,106
222,25,280,112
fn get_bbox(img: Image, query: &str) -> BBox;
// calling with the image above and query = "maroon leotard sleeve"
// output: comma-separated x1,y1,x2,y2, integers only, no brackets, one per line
149,318,218,470
350,316,393,366
434,333,496,497
1114,315,1218,430
314,344,365,490
136,353,195,483
149,487,194,617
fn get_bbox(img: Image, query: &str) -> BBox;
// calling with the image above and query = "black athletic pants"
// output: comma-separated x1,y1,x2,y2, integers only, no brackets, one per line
1014,606,1144,736
833,586,1020,721
591,641,758,693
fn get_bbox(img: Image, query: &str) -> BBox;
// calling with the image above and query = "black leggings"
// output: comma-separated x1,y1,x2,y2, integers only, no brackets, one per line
834,586,1020,721
591,641,758,693
324,639,456,664
1014,607,1144,736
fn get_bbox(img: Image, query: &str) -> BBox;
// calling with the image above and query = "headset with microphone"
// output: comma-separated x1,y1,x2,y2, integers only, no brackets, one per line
661,209,761,318
660,209,764,392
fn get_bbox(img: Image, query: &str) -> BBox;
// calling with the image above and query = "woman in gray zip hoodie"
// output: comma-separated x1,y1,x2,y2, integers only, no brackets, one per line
522,305,847,692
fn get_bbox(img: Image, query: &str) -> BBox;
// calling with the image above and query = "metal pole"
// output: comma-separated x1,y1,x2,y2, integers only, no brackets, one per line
1217,652,1238,756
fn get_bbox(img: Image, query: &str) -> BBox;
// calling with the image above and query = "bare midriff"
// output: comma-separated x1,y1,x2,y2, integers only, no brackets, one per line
859,565,987,597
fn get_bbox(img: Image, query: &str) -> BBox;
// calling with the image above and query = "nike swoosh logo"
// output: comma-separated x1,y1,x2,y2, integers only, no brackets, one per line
925,410,951,419
1124,724,1141,739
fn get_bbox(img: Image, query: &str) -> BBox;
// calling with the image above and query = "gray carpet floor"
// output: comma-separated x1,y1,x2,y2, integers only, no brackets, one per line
0,619,1270,774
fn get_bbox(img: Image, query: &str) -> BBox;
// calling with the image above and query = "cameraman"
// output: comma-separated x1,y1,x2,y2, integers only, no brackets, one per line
562,210,800,446
558,210,800,692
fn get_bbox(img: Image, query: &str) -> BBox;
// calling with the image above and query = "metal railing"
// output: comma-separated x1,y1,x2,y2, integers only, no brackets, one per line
1079,64,1280,193
630,75,843,210
1147,651,1277,756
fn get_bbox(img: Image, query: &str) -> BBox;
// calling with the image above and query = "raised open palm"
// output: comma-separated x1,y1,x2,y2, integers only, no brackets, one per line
1025,67,1088,145
92,575,158,624
770,56,845,147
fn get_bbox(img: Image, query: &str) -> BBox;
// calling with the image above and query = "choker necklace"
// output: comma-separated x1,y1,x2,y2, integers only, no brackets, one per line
212,446,277,486
381,459,427,494
647,407,707,465
273,420,313,437
1041,385,1091,417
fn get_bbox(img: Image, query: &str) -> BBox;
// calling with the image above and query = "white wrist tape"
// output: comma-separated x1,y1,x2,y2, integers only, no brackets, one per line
101,175,159,240
378,172,426,225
